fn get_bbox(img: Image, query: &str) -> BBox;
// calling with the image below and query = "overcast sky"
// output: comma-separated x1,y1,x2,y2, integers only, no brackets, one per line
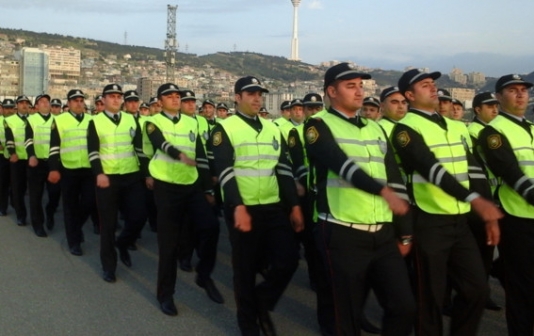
1,0,533,76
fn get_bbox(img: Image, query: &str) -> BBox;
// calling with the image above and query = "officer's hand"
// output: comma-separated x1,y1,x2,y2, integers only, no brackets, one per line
234,205,252,232
96,174,110,188
179,152,196,166
28,156,38,167
485,220,500,246
397,242,412,257
9,154,18,163
295,181,306,197
290,205,304,233
145,177,154,190
471,197,503,222
380,187,409,215
205,193,216,206
48,170,61,184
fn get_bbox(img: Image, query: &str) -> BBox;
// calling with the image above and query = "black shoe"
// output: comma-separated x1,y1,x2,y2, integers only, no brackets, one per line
34,227,48,238
361,316,381,334
103,271,116,283
196,277,224,304
127,243,137,251
179,259,193,272
93,225,100,235
46,216,54,230
16,218,26,226
0,210,7,216
258,308,277,336
160,299,178,316
70,245,83,256
486,298,502,311
118,247,132,267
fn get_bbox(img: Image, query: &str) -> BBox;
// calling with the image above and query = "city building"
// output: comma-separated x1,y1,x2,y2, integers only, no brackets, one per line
0,59,20,97
447,87,476,108
467,72,486,87
449,67,467,85
16,48,49,96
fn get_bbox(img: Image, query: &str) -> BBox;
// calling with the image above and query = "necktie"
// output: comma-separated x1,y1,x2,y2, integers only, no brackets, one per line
76,114,82,122
172,116,179,124
431,114,447,130
113,114,120,124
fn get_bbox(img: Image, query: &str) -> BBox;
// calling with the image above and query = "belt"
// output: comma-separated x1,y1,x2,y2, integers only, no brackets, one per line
318,213,384,232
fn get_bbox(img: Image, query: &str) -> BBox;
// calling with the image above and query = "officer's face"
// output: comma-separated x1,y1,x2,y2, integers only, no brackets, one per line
139,107,150,116
304,105,323,118
95,101,105,112
3,107,15,117
17,101,30,114
203,104,215,119
36,97,51,114
180,99,196,116
291,106,305,123
406,78,438,111
451,104,464,120
327,78,365,115
476,103,499,124
235,91,263,117
159,92,181,113
102,93,123,113
497,84,530,116
281,108,291,118
51,105,62,115
149,103,161,115
217,108,228,119
361,105,380,120
381,93,407,121
438,99,453,118
123,100,140,114
68,97,85,114
259,112,269,119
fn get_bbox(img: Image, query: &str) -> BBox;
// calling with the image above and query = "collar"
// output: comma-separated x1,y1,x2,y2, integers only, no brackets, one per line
237,110,257,121
410,108,436,117
289,119,302,126
104,110,120,119
473,117,487,126
162,111,179,121
500,110,524,122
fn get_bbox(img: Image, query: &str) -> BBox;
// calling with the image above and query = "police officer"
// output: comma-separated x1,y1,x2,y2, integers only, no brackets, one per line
273,100,291,127
148,97,161,115
50,99,62,115
377,86,408,136
303,93,324,118
87,83,148,282
437,88,454,118
258,107,270,119
145,83,222,316
216,102,229,120
452,98,465,121
303,63,415,336
211,76,303,335
479,74,534,335
139,102,150,116
48,89,97,256
360,96,381,121
5,95,32,226
0,99,15,216
392,68,502,335
93,95,104,115
25,94,60,237
202,99,217,127
279,99,305,142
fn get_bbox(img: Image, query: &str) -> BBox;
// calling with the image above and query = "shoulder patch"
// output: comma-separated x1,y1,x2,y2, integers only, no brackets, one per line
396,131,411,147
305,126,319,144
212,131,222,146
288,135,296,148
146,123,155,134
487,134,502,149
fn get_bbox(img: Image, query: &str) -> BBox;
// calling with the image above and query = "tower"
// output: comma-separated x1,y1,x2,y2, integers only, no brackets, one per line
164,4,178,82
290,0,301,61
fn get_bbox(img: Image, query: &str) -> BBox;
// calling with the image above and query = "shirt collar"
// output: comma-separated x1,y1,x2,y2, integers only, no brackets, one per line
500,110,524,122
237,110,257,121
104,110,120,119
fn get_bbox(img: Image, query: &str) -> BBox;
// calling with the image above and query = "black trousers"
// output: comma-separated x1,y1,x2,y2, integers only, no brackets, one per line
317,221,415,336
296,194,319,286
0,156,10,213
60,168,96,248
27,160,61,231
10,159,27,221
95,172,146,273
500,213,534,336
154,179,220,302
145,187,157,231
226,204,299,336
413,211,487,336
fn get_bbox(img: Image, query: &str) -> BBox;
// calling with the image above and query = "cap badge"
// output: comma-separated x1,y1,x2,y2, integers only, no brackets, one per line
251,78,258,84
491,93,496,98
394,86,399,90
311,96,317,102
186,92,191,96
170,85,175,89
513,74,521,80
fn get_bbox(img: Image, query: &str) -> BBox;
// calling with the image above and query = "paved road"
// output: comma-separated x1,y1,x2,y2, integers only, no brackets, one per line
0,204,508,335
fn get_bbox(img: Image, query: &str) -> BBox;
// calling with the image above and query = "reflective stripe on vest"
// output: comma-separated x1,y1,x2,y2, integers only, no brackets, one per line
468,121,500,192
399,113,471,215
321,113,392,224
221,116,281,205
489,115,534,219
148,113,198,185
0,116,6,158
5,115,28,159
54,113,91,169
93,113,139,175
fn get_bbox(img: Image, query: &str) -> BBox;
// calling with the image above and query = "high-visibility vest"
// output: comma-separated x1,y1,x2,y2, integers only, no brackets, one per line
220,116,281,205
54,113,91,169
320,113,391,224
196,115,211,150
148,113,199,185
489,115,534,219
399,113,471,214
468,121,500,193
27,113,54,159
0,116,6,158
92,113,139,175
4,115,28,159
138,115,154,159
378,118,395,136
273,117,288,127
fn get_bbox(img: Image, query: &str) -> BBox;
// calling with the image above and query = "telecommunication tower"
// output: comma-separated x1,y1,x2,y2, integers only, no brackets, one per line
290,0,301,61
164,5,178,82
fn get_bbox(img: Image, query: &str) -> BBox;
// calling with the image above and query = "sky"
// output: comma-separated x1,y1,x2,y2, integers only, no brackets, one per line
1,0,533,76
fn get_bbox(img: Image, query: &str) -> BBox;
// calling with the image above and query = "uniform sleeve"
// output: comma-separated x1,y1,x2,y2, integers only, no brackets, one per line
479,126,534,205
195,135,213,193
304,118,384,195
48,121,61,171
210,124,244,207
287,128,308,187
146,122,182,159
25,122,36,158
5,122,15,156
276,136,300,208
392,123,475,202
87,120,104,175
133,118,149,177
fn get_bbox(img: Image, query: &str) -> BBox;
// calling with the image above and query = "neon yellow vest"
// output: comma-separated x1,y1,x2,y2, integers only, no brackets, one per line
148,114,199,185
5,115,28,159
138,115,154,159
27,113,54,159
468,121,500,193
0,116,6,158
378,118,395,136
321,113,391,224
220,116,281,205
279,120,303,143
54,113,91,169
399,113,471,215
196,115,211,150
93,113,139,175
273,117,288,127
489,115,534,219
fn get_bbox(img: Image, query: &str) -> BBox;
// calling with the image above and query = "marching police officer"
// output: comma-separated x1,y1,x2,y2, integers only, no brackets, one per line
392,68,502,335
93,95,104,115
360,96,381,121
87,84,148,282
144,83,222,316
216,102,229,120
50,99,62,115
377,86,408,136
0,98,15,216
202,99,217,127
211,76,304,336
273,100,291,127
479,74,534,335
302,92,324,118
